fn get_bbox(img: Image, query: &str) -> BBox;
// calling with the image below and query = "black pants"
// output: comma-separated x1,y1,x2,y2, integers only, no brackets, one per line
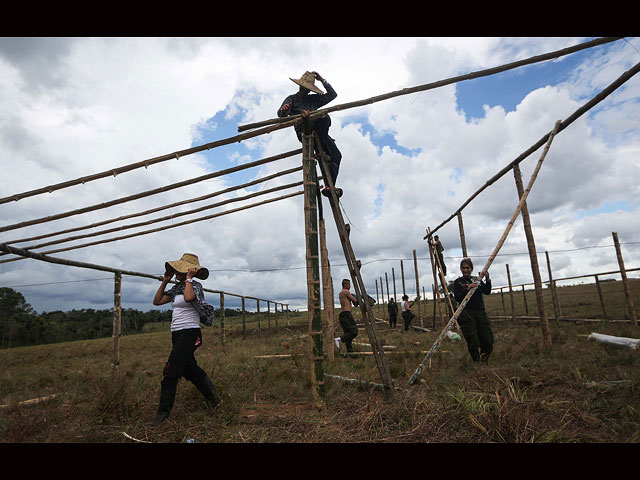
458,309,494,362
161,328,208,404
297,116,342,184
389,313,397,328
338,311,358,352
402,311,414,331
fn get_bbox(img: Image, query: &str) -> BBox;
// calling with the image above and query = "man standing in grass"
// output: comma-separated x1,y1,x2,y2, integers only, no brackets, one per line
452,258,493,364
334,279,359,353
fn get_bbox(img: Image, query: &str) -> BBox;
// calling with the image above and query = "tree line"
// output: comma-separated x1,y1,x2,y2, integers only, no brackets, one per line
0,287,247,349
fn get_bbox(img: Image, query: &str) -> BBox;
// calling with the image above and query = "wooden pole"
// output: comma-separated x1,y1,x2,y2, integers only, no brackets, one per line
239,38,621,134
392,267,397,302
319,217,335,361
375,279,381,319
521,285,529,315
500,287,506,315
413,249,423,327
506,264,516,322
111,271,122,368
594,275,608,319
408,119,561,385
401,260,406,297
427,234,444,327
512,163,552,343
267,301,271,329
612,232,638,326
220,293,226,346
385,272,390,303
242,296,246,338
302,127,325,406
380,276,387,321
256,300,261,333
275,302,278,328
545,251,561,325
457,212,468,257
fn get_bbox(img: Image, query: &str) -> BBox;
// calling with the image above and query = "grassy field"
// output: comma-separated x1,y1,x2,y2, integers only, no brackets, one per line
1,280,639,443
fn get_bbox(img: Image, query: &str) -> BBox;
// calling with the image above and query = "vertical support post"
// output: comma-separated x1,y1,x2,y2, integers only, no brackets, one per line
385,272,390,303
500,288,506,314
413,249,423,327
545,251,561,325
242,296,246,338
302,127,325,406
431,284,437,328
506,264,516,322
375,279,380,318
594,275,608,319
392,267,397,302
319,217,335,361
220,292,226,346
401,260,406,297
612,232,638,326
111,271,122,368
275,302,278,328
256,299,261,333
457,212,468,258
521,285,529,315
380,276,387,321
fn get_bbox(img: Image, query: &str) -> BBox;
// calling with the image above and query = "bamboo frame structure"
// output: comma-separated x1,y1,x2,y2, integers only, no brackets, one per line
408,120,561,385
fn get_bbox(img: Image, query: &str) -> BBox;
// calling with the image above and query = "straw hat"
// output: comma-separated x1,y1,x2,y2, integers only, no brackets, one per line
290,71,324,94
165,253,209,280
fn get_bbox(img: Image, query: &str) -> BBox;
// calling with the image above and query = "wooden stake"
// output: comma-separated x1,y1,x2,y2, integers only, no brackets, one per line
594,275,608,319
612,232,638,326
111,271,122,368
512,163,551,344
220,293,226,346
545,251,561,325
457,212,468,257
506,264,516,322
401,260,406,297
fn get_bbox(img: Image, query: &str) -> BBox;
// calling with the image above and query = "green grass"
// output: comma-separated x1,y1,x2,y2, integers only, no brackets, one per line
1,282,639,443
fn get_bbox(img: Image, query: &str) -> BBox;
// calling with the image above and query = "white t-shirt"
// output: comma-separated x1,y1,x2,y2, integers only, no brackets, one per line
171,294,201,331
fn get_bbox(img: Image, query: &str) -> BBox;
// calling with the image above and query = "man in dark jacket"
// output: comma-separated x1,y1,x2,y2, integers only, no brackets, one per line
452,258,493,363
278,71,342,198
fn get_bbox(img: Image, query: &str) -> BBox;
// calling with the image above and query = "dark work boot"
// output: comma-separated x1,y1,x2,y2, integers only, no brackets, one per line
194,375,222,412
150,388,175,427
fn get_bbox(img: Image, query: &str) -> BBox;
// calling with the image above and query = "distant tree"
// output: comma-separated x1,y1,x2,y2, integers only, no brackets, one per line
0,288,37,348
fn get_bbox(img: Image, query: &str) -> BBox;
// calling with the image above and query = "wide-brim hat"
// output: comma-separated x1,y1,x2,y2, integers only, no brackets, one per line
290,71,324,94
165,253,209,280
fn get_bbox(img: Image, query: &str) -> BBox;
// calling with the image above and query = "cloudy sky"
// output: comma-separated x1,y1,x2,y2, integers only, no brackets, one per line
0,37,639,315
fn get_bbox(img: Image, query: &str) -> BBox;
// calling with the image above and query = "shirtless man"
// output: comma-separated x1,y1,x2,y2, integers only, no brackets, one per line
334,278,359,353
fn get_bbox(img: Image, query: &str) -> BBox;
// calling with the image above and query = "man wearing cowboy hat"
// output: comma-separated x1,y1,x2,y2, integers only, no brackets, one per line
278,71,343,198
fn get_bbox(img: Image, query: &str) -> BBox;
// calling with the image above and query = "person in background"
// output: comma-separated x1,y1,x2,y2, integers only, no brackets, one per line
150,253,219,426
401,295,415,331
278,70,343,198
452,257,494,364
387,297,398,328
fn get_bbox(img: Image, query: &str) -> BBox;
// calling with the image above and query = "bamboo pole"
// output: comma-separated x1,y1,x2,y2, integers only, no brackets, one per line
111,271,122,368
506,264,516,322
256,300,261,333
401,260,406,297
594,275,608,319
375,279,381,318
392,267,397,302
239,38,620,133
457,212,468,257
385,272,390,303
545,251,561,325
319,217,335,361
380,276,387,321
267,301,271,329
408,119,561,385
302,127,325,406
220,293,226,346
242,296,246,338
427,59,640,238
500,288,506,315
413,249,423,327
521,285,529,315
612,232,638,326
512,163,552,344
